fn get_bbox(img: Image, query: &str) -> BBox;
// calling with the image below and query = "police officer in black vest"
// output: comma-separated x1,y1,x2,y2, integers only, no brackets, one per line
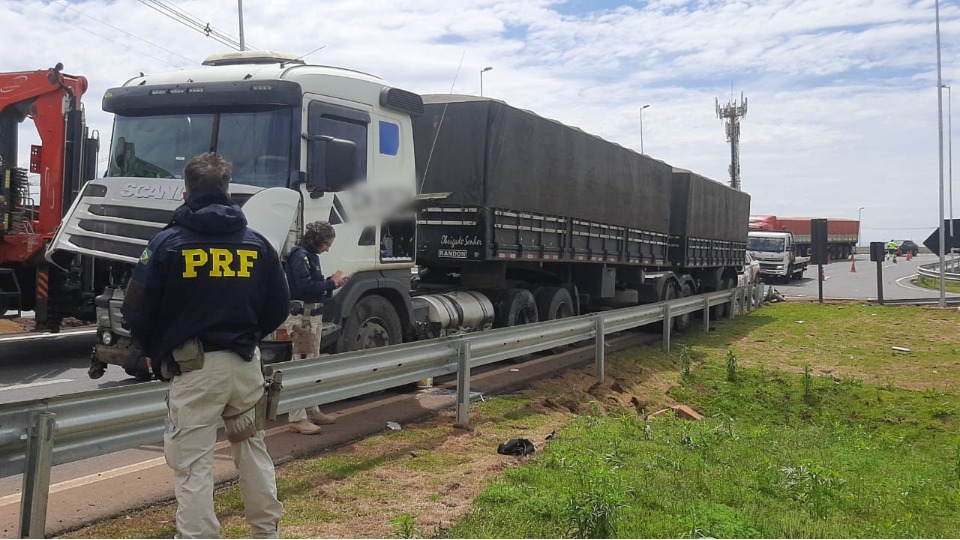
123,152,289,538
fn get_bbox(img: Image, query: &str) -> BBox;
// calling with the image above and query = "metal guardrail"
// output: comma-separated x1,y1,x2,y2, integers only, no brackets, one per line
917,254,960,282
1,284,763,537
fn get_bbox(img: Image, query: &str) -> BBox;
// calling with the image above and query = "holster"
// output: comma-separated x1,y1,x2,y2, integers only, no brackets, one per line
262,365,284,424
172,336,205,373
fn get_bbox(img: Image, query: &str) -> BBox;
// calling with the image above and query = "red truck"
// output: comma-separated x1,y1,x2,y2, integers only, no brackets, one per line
749,215,859,261
0,64,103,329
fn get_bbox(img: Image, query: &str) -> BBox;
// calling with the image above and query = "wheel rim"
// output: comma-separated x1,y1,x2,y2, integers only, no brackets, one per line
355,318,391,349
517,306,537,325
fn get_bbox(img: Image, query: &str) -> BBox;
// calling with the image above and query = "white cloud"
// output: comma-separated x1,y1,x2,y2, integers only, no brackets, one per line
1,0,958,244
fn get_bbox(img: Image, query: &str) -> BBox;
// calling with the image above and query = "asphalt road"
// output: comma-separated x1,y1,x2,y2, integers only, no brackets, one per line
763,253,960,303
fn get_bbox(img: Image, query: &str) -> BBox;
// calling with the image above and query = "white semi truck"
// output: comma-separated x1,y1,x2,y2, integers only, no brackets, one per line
47,50,749,380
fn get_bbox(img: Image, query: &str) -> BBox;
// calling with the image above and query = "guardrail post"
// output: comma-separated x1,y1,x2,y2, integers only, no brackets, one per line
728,289,737,319
594,315,605,381
745,285,753,312
702,297,710,332
662,304,672,352
20,412,56,539
755,284,763,307
455,341,472,426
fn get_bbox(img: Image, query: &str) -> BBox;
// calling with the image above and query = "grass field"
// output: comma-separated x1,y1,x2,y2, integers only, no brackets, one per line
64,302,960,538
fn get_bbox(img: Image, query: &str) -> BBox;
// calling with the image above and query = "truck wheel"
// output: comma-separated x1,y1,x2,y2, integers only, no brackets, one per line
340,295,403,352
657,282,677,333
534,287,574,321
713,276,736,319
535,287,574,353
793,266,805,280
674,282,694,333
496,288,539,328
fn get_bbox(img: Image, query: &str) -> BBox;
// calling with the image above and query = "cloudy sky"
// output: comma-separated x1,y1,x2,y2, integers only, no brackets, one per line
2,0,958,245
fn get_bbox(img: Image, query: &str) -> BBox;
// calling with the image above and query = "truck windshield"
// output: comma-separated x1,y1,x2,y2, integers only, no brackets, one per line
106,109,294,188
747,237,785,252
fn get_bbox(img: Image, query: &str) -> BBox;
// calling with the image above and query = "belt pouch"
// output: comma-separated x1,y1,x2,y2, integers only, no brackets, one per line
173,336,205,373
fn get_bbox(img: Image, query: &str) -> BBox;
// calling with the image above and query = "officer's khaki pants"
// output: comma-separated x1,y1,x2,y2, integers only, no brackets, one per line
164,348,283,539
283,314,323,423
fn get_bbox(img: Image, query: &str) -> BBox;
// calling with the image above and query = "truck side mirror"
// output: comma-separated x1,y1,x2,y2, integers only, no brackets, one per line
306,135,357,198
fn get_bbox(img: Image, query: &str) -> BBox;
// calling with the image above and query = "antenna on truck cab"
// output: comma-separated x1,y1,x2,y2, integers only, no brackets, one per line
418,51,466,194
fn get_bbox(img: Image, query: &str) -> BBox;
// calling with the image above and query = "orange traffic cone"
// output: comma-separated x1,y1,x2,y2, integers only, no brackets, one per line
827,253,832,264
906,251,913,261
851,256,857,273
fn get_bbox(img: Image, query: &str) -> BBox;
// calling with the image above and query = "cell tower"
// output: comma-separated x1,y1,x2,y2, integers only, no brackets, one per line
715,92,748,190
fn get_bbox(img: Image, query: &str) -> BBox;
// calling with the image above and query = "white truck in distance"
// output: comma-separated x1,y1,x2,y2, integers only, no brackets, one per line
747,231,809,281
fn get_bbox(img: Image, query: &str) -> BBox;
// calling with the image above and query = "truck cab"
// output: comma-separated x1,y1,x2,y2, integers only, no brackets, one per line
747,231,808,281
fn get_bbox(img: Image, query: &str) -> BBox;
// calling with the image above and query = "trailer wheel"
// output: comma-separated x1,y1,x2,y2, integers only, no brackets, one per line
658,282,677,333
535,287,574,353
534,287,575,321
713,276,736,319
674,282,694,333
341,295,403,352
497,288,539,328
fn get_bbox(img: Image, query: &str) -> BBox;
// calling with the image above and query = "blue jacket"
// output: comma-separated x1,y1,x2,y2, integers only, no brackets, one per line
285,245,336,303
122,189,290,364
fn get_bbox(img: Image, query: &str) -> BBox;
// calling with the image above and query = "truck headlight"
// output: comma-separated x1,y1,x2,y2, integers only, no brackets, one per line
776,265,784,270
101,331,114,346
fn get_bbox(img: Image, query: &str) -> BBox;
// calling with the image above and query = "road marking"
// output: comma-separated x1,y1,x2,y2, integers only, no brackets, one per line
0,379,73,393
0,329,96,343
0,424,291,508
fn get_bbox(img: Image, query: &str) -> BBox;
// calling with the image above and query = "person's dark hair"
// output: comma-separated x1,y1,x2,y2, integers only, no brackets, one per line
184,153,232,193
301,221,336,252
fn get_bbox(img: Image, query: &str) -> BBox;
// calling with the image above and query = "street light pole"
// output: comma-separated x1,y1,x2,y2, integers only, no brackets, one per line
480,66,493,97
639,104,650,154
935,0,946,307
944,84,954,240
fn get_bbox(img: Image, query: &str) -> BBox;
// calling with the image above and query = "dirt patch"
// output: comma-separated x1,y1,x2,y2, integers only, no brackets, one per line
0,317,28,334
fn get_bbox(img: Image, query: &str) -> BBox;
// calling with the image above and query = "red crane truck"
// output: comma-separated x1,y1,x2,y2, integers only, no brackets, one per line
0,64,102,329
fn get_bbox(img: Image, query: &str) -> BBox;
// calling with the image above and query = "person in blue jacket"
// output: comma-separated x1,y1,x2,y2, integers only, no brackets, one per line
284,220,348,434
122,152,289,538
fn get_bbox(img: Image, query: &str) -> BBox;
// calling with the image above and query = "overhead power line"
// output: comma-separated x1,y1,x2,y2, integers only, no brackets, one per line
137,0,257,51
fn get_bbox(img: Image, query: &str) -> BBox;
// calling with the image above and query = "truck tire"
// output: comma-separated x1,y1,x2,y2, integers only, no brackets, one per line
674,281,694,333
535,287,574,353
496,288,539,328
534,287,574,321
340,295,403,352
713,276,736,319
657,282,677,333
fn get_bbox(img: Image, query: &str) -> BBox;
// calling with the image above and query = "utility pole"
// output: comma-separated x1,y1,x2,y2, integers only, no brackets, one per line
716,92,748,191
238,0,245,50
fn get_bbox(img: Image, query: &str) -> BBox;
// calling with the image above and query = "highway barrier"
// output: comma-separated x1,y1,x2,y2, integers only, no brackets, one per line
1,285,762,538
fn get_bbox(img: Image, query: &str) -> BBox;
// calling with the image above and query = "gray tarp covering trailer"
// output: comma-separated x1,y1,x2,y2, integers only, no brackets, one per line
413,95,674,268
669,168,750,268
410,94,748,310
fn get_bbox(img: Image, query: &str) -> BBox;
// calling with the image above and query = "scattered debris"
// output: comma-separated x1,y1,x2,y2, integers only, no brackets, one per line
765,286,786,303
795,320,805,324
386,421,402,431
545,430,557,441
509,368,520,372
892,346,911,353
497,438,535,456
648,405,704,421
